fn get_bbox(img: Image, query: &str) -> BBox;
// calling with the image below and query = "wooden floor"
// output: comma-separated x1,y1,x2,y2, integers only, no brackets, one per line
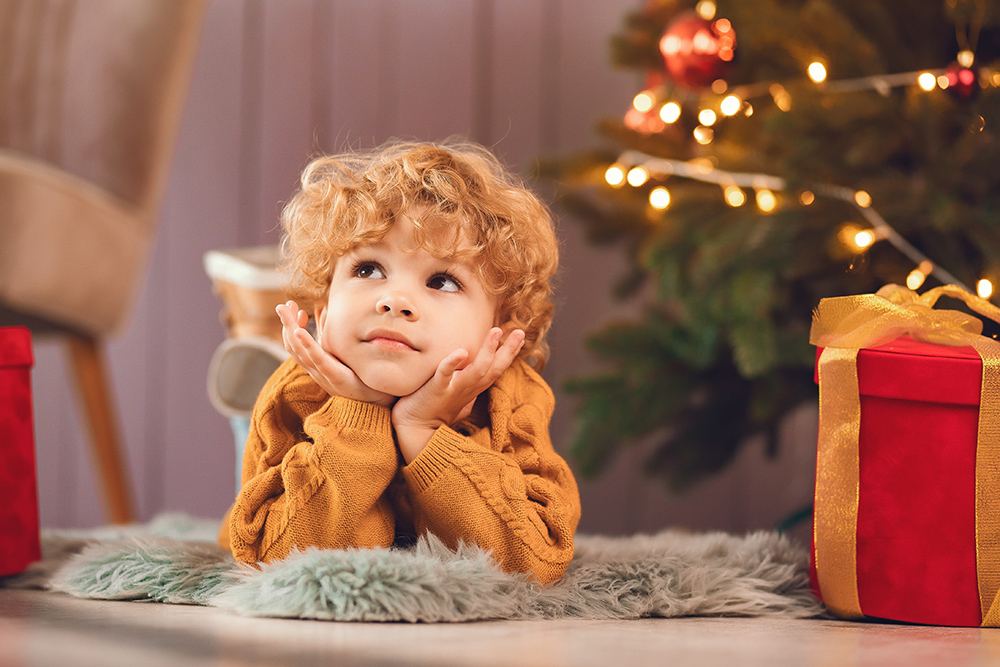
3,589,1000,666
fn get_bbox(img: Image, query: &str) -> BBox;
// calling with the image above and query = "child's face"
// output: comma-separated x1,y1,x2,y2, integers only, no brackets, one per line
315,212,500,397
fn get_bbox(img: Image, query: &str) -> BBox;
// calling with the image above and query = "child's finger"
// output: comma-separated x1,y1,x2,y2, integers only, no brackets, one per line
294,327,323,358
282,311,315,356
284,328,311,366
448,328,514,391
296,329,344,377
499,328,525,356
294,329,338,380
276,302,303,332
277,308,301,355
463,328,503,374
435,349,469,380
479,329,524,384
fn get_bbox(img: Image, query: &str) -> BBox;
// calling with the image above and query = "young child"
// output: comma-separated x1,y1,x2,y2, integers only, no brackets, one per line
219,139,581,584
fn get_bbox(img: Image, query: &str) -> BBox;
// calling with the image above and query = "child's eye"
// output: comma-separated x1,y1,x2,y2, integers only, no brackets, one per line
352,261,385,279
427,273,462,293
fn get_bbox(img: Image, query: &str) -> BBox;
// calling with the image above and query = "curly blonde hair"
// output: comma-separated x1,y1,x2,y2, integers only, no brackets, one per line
280,139,559,369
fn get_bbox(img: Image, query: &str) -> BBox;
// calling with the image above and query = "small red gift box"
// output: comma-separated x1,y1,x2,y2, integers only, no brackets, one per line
0,326,41,577
811,335,984,626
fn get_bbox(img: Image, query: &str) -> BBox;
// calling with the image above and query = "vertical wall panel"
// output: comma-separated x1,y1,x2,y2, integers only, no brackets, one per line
390,1,476,142
32,339,101,527
31,341,61,527
158,0,249,521
237,0,265,248
550,0,639,151
106,249,156,521
486,0,546,171
258,0,318,244
324,0,398,150
534,0,640,443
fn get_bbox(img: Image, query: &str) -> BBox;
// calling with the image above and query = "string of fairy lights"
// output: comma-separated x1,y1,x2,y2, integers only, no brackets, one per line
606,0,997,298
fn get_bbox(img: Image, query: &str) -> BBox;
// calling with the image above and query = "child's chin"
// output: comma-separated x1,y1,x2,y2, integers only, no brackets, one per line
362,375,425,398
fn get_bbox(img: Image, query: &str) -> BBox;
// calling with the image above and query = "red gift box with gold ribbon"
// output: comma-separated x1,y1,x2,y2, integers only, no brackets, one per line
810,284,1000,626
0,326,41,577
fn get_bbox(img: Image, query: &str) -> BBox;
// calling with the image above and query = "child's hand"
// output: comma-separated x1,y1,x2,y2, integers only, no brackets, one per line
392,327,525,463
276,301,395,407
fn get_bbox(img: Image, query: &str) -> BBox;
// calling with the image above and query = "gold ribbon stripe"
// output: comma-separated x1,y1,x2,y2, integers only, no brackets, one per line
814,346,863,618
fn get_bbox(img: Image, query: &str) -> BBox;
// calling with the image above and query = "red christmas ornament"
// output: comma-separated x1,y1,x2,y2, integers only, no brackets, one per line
944,61,978,100
658,11,736,90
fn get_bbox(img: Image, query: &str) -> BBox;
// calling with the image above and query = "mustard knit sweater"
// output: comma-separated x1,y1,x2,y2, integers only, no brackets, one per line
219,356,581,584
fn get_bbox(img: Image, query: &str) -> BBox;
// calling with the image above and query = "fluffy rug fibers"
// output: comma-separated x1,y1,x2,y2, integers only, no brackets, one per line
3,515,823,622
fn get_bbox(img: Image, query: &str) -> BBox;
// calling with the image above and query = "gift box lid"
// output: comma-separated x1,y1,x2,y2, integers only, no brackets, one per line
0,326,34,369
816,335,982,407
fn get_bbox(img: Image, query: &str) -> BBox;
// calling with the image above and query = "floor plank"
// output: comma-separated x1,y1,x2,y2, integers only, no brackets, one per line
3,588,1000,666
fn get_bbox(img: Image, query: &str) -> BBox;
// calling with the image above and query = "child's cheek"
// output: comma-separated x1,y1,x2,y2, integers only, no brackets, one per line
317,322,344,359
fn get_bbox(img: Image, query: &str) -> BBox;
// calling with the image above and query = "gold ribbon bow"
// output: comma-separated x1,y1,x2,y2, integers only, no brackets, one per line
810,284,1000,626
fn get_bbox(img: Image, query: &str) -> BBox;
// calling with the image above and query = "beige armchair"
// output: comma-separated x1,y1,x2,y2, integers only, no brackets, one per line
0,0,208,523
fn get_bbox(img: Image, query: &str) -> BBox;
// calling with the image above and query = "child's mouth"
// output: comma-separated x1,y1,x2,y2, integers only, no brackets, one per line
365,330,417,351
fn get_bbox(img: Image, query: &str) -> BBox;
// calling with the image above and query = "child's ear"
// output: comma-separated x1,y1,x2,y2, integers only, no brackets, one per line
314,302,327,332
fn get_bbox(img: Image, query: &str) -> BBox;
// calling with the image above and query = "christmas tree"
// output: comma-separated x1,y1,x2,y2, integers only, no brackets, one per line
544,0,1000,491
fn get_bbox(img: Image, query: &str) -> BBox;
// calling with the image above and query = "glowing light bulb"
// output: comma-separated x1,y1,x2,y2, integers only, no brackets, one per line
770,84,792,112
711,79,728,95
958,49,975,68
633,91,655,113
918,72,937,91
649,187,671,210
808,62,828,83
756,188,777,213
744,103,754,117
627,166,650,187
854,190,872,208
906,269,926,291
720,95,741,116
723,185,746,207
698,109,718,126
838,224,873,251
660,102,681,124
693,125,714,144
938,74,950,89
696,0,716,20
979,279,994,299
799,190,815,206
605,165,625,187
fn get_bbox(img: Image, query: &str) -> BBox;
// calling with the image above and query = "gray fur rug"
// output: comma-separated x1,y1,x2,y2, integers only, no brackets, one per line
2,515,823,622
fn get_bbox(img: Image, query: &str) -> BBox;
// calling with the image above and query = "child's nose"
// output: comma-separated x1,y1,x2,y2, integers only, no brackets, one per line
375,292,418,319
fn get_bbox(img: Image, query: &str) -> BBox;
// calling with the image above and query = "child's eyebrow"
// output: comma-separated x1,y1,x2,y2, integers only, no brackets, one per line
346,239,386,254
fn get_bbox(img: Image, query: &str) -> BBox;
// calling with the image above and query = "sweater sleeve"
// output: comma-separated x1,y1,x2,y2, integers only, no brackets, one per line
401,360,581,584
224,359,400,565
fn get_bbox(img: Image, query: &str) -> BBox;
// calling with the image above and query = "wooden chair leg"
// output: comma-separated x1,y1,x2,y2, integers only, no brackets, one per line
65,335,136,524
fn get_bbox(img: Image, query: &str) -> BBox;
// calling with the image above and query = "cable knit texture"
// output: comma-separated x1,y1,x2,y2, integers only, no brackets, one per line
220,357,580,584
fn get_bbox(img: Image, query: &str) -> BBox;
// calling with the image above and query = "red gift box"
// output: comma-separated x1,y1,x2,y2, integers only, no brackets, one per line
811,335,985,626
0,326,41,577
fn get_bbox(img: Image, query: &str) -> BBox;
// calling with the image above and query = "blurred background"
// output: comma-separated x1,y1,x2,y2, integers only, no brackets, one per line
27,0,820,538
